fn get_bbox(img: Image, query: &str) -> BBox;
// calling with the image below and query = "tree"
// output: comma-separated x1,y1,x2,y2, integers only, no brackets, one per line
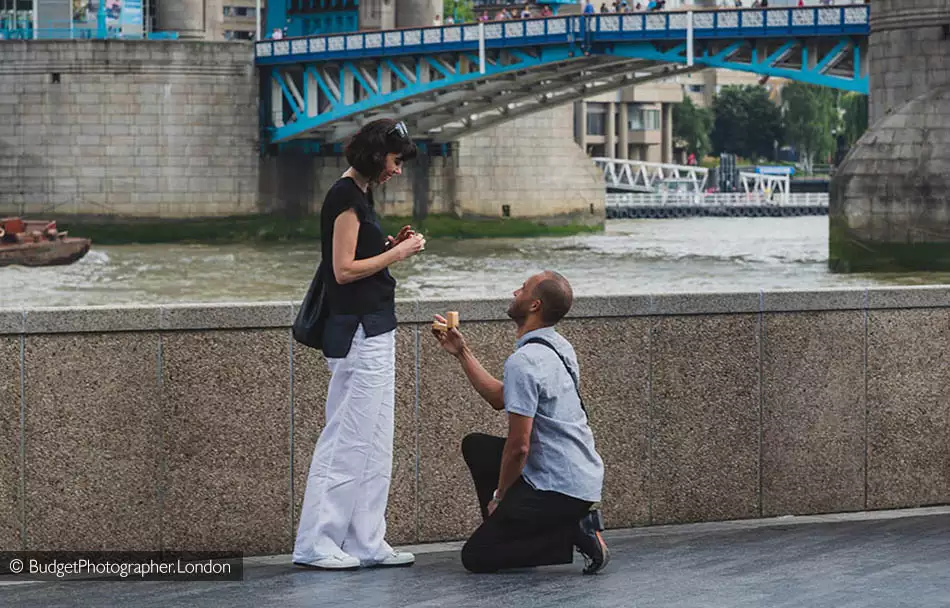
443,0,475,23
673,96,714,159
711,85,784,161
839,92,869,147
781,82,839,173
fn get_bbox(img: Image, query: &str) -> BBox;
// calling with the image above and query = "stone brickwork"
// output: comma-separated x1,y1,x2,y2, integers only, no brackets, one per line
156,0,222,40
455,104,605,220
829,0,950,271
868,0,950,125
395,0,440,28
0,40,259,218
1,41,602,224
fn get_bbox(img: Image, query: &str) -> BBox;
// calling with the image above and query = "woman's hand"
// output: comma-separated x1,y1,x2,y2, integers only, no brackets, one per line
392,233,426,261
386,225,415,248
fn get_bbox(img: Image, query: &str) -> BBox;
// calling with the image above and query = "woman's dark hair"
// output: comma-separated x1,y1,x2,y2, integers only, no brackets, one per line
344,118,418,182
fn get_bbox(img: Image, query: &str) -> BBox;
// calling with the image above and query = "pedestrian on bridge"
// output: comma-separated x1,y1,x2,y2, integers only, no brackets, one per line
293,119,426,571
431,271,610,575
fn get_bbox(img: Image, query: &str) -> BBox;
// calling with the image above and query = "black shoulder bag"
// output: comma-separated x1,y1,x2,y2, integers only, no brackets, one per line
522,337,587,414
292,260,329,350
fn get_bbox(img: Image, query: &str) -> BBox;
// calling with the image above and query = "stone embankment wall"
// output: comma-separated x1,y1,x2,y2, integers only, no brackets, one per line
2,286,949,553
0,41,260,218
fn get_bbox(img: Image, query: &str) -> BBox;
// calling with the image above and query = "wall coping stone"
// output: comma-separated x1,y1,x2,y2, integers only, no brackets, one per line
0,310,25,334
24,304,163,334
5,286,950,335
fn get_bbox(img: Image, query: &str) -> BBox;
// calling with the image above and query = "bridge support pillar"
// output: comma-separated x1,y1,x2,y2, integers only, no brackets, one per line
359,0,396,30
661,103,673,164
260,106,604,226
396,0,440,28
830,0,950,271
606,102,616,159
618,103,629,160
156,0,218,39
574,101,588,151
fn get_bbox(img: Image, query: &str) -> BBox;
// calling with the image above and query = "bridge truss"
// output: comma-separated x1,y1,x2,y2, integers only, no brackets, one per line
594,157,709,193
255,5,869,145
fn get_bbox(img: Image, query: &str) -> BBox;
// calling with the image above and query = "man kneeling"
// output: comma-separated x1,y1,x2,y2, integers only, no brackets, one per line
431,271,609,575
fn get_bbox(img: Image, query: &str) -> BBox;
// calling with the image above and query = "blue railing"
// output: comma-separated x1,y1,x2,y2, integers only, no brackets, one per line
254,4,869,64
0,28,179,40
0,18,178,41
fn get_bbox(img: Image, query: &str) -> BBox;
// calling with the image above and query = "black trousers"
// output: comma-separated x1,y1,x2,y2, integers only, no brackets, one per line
459,433,594,573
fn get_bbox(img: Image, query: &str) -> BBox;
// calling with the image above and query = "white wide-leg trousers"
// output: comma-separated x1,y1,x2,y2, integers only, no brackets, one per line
293,324,396,564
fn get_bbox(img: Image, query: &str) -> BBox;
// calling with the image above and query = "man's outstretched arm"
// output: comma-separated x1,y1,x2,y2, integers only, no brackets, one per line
431,318,504,410
454,341,505,411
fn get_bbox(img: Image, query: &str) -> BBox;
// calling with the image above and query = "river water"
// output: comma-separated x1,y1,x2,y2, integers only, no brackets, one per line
2,217,948,310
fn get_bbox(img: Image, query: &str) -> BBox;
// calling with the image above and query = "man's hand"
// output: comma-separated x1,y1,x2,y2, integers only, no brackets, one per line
430,314,505,411
487,498,499,516
386,225,415,248
431,314,466,357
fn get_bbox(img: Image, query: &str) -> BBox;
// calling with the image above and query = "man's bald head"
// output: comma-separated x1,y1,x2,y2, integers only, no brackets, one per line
530,271,574,326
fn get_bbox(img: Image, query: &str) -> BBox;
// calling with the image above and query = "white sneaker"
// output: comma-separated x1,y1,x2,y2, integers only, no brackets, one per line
369,550,415,568
293,554,361,571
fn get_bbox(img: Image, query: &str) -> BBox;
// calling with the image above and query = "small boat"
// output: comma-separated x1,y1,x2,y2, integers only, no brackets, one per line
0,218,92,267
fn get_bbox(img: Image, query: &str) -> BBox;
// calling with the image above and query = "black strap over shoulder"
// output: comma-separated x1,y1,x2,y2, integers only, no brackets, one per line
521,337,587,414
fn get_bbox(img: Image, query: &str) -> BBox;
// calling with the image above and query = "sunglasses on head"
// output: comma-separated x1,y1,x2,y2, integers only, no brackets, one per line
388,121,410,141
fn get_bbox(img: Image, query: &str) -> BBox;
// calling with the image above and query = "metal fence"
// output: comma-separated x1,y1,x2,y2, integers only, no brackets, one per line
607,192,829,208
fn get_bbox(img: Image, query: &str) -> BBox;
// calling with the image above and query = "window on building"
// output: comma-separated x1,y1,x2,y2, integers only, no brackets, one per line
688,84,704,94
628,105,661,131
223,6,257,17
587,113,605,136
224,29,255,40
586,104,606,136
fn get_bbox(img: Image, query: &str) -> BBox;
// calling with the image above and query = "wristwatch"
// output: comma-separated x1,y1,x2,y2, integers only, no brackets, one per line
491,489,501,503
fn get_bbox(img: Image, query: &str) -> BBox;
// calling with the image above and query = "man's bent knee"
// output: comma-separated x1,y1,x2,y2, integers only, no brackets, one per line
460,539,498,574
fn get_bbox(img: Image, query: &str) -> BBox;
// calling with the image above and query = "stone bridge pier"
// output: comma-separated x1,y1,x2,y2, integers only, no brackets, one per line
830,0,950,271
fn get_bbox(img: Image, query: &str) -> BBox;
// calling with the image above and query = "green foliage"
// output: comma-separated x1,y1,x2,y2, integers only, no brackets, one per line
781,82,840,172
58,214,601,245
710,85,784,161
403,215,602,239
672,96,714,159
840,92,869,147
829,214,950,272
442,0,475,23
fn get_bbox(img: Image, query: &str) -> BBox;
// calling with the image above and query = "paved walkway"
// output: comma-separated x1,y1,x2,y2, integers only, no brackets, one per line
3,507,950,607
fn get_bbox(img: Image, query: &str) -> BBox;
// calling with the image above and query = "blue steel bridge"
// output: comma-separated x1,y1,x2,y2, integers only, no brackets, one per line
254,4,869,147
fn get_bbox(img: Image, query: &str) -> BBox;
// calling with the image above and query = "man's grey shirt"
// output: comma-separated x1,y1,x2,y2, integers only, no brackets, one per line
503,326,604,503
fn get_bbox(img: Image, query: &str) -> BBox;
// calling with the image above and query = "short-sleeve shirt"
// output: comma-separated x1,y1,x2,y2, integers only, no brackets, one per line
503,326,604,503
319,177,397,357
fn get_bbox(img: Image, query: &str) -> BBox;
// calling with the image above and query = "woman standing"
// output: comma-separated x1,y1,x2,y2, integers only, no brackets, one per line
293,119,426,571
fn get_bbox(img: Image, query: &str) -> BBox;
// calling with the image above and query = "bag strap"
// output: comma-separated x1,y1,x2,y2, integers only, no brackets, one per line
521,337,587,414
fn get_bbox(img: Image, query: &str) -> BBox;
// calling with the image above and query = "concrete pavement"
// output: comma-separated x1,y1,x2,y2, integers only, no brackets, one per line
3,507,949,607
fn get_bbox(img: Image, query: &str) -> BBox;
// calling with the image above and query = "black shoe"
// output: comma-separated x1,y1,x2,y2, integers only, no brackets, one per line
574,509,609,575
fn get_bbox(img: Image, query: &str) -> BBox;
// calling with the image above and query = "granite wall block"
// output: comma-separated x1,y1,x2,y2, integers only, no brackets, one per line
23,334,162,550
0,337,21,551
650,315,760,524
867,309,950,509
161,330,291,554
761,311,866,516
